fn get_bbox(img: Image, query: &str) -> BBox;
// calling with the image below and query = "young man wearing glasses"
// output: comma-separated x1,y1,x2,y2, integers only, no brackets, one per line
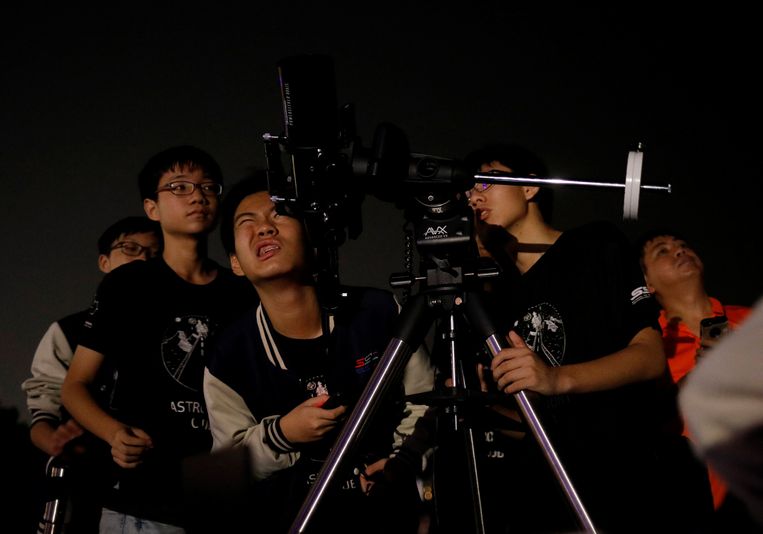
62,145,256,533
24,216,161,461
457,143,713,533
23,215,159,533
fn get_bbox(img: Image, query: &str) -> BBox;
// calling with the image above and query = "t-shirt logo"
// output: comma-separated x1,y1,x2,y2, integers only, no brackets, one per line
84,295,100,329
354,351,379,375
514,303,566,366
630,286,652,305
302,375,330,398
161,315,211,391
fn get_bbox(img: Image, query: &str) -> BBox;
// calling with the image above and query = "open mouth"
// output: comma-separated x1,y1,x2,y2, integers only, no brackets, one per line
256,241,281,259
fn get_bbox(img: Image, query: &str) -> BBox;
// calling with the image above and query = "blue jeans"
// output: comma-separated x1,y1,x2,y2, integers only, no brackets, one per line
99,508,185,534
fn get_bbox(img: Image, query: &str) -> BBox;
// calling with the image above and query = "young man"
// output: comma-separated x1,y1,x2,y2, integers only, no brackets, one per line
22,215,160,533
62,146,256,533
24,216,161,458
639,229,752,512
202,172,433,533
461,143,713,533
639,229,751,387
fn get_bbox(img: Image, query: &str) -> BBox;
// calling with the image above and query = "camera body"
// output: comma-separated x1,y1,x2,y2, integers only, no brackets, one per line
264,54,479,298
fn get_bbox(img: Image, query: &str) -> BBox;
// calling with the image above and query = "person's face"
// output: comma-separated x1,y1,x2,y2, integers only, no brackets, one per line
99,231,161,273
467,161,538,231
143,165,220,237
642,235,704,293
229,191,308,285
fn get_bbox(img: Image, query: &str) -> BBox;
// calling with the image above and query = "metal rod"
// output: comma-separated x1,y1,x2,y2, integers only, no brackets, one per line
473,173,670,193
290,338,414,533
484,334,597,533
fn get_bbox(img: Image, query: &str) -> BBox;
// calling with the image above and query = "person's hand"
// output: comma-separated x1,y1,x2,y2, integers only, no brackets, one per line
359,458,387,495
109,426,153,469
47,419,85,456
478,361,524,417
491,331,560,395
279,395,347,444
474,216,518,264
698,334,724,354
364,452,422,532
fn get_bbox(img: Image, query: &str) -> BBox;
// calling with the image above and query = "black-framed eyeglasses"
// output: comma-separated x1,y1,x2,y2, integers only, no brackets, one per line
155,181,223,196
110,241,159,258
464,182,494,199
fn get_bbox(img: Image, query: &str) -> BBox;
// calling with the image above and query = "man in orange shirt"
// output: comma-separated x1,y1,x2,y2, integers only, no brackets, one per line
639,228,751,512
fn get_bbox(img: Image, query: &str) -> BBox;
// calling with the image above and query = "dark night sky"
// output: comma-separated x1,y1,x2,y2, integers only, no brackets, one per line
2,5,760,421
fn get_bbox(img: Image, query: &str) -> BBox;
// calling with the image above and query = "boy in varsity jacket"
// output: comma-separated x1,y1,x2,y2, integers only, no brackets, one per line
204,172,433,533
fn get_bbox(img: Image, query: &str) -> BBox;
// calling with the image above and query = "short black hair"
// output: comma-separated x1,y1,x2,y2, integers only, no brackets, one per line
97,216,162,255
138,145,223,201
463,143,554,221
219,170,270,256
635,226,691,271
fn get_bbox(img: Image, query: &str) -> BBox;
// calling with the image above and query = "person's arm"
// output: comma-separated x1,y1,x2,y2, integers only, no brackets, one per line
354,345,438,494
30,420,84,457
394,344,436,448
22,321,84,455
23,322,68,422
492,326,665,396
203,368,345,481
62,345,153,468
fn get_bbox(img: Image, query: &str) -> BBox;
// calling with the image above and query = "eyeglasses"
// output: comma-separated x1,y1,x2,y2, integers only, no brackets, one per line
464,182,494,199
155,181,223,196
110,241,158,258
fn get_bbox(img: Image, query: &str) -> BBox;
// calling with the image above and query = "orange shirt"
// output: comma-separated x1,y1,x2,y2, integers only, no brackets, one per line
659,297,751,508
659,297,751,384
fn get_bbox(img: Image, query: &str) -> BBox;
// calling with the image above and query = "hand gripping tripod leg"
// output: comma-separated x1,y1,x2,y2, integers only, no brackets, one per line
289,291,597,533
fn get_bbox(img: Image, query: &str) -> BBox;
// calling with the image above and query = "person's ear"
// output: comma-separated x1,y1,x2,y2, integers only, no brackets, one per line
523,186,540,201
230,254,245,276
642,272,657,295
144,198,160,221
98,254,111,273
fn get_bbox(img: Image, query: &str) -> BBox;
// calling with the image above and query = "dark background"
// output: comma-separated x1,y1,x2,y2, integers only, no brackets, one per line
2,5,760,426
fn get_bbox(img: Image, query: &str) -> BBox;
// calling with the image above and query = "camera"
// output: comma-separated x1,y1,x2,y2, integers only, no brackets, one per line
699,315,729,341
263,53,479,298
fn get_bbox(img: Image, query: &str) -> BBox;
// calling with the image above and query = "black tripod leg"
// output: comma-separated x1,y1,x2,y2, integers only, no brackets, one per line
463,425,486,533
463,293,597,533
290,294,434,533
453,341,487,534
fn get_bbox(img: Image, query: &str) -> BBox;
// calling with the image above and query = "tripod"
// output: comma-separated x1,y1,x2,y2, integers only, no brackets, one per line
290,265,597,533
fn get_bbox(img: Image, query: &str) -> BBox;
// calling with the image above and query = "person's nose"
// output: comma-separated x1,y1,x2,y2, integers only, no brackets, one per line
257,222,277,237
468,191,485,208
189,184,209,204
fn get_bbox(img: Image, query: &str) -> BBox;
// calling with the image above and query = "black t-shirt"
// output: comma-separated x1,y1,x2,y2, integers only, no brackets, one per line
79,257,256,523
438,222,709,533
501,221,662,441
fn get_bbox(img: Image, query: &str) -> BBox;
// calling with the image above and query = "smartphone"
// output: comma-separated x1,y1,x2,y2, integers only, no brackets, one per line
321,392,347,410
699,315,729,341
